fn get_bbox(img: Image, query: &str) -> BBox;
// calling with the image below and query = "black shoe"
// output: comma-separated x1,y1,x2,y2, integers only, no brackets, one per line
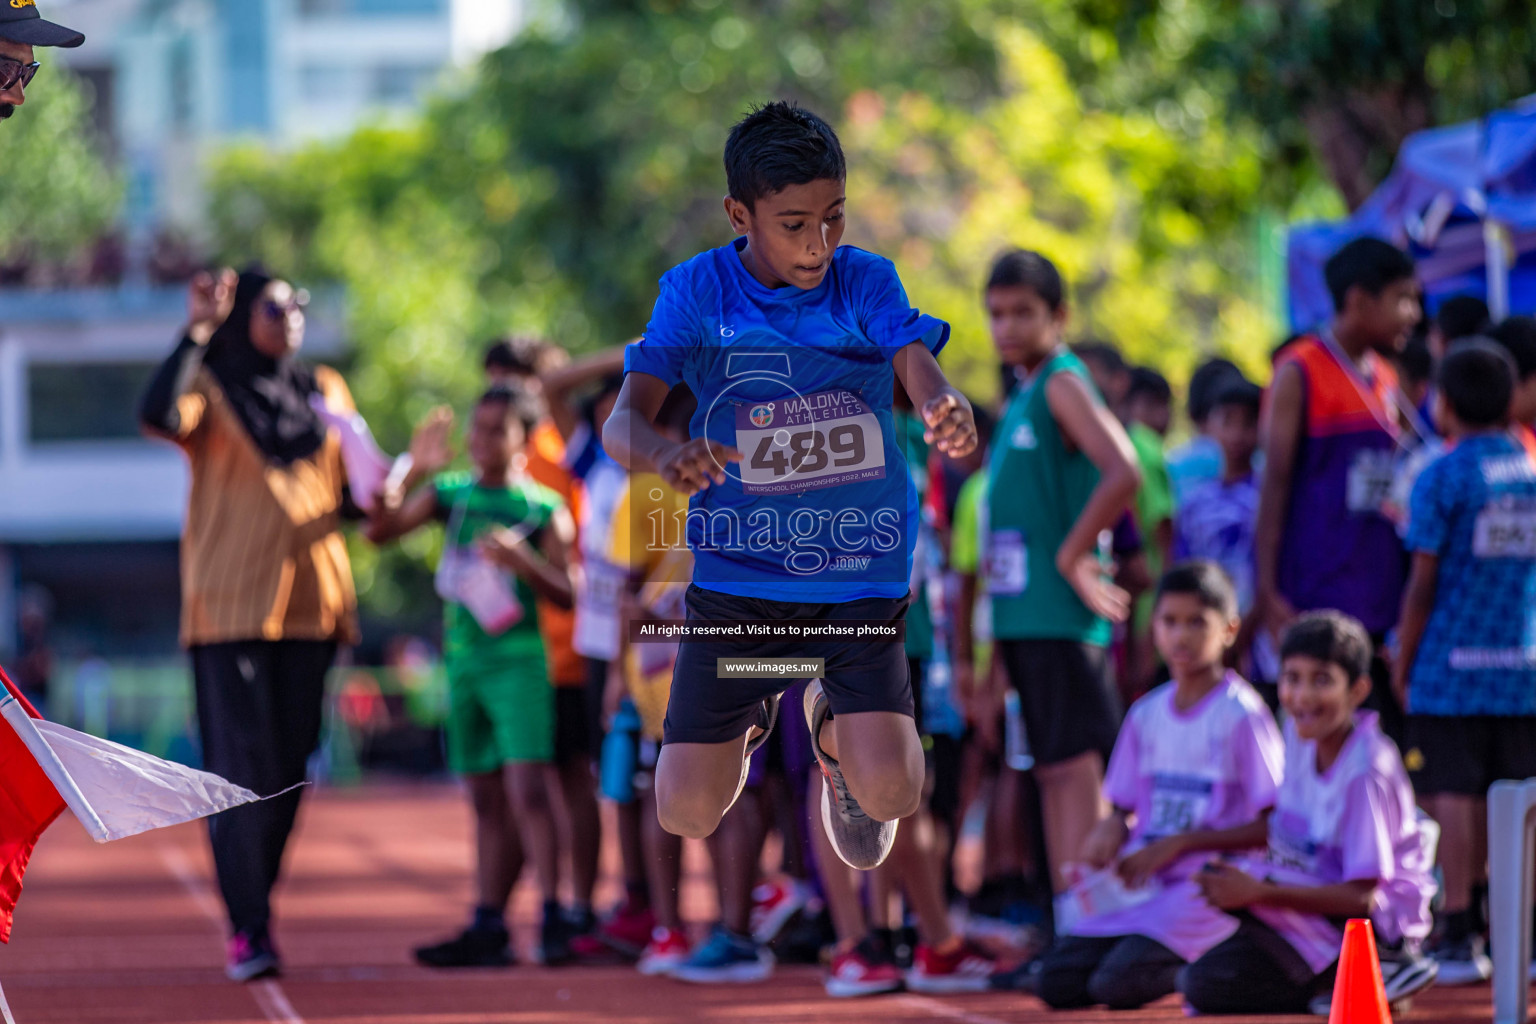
566,905,597,937
414,925,513,968
227,928,282,982
539,907,577,966
989,956,1042,992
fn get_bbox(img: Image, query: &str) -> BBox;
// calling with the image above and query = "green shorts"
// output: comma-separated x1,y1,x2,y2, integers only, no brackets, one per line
446,654,553,775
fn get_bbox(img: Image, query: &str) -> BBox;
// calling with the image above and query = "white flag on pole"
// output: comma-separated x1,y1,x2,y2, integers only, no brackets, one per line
0,697,268,844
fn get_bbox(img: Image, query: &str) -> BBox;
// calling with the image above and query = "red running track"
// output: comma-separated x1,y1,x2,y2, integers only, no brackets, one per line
0,783,1511,1024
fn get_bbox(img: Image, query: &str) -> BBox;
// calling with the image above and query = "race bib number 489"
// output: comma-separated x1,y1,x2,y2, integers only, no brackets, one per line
735,389,886,495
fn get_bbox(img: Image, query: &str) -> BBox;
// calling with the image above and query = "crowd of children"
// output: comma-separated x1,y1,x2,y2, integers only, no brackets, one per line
192,99,1536,1014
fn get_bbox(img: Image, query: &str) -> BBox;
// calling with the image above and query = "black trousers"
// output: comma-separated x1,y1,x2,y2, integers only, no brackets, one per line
192,639,336,937
1180,913,1334,1014
1035,934,1186,1010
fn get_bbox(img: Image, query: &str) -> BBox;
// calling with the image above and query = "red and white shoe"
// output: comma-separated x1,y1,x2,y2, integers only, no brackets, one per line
636,926,691,976
905,939,997,994
596,898,657,957
825,939,903,998
749,877,808,945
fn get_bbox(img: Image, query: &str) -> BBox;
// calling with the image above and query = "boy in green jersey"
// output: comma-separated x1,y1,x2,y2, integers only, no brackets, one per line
955,250,1141,933
368,385,578,968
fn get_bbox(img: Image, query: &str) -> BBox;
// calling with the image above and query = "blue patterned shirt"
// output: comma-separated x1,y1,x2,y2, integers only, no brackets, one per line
1405,432,1536,716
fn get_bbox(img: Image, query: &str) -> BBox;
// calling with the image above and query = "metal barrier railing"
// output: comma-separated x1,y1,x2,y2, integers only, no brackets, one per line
1490,778,1536,1024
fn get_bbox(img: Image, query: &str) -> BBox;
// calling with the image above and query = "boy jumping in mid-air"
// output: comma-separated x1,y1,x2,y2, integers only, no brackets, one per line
604,103,977,908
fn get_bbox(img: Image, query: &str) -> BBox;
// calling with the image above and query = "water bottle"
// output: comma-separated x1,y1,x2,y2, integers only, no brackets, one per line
1003,689,1035,771
921,647,966,740
600,699,642,803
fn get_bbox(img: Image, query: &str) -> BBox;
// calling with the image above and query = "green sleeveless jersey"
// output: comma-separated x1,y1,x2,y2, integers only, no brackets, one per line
986,350,1112,646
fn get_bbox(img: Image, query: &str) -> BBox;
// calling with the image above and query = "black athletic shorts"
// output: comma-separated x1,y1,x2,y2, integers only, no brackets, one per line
1404,715,1536,796
661,584,914,746
553,685,593,767
996,638,1120,768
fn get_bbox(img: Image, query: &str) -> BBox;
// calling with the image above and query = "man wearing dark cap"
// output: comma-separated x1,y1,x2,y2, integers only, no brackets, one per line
1,1,86,122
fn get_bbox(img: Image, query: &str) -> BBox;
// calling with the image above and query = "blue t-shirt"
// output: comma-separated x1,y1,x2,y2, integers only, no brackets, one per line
625,239,949,602
1167,435,1224,509
1174,474,1260,614
1405,432,1536,715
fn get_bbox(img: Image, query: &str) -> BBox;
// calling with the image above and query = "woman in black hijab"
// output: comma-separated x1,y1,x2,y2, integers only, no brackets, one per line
140,267,360,983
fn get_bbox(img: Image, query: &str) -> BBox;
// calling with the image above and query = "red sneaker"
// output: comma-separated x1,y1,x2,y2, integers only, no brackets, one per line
595,899,657,957
637,926,691,976
749,877,807,945
825,938,902,998
906,939,996,994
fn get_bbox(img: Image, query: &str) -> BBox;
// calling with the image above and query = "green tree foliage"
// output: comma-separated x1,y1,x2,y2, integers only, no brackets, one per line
1048,0,1536,209
0,69,121,264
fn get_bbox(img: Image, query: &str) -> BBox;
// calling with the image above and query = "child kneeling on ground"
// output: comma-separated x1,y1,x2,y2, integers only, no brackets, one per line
1181,611,1439,1014
1025,561,1283,1009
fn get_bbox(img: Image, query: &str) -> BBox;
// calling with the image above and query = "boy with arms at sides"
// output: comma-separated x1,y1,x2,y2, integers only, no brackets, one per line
1254,238,1422,741
368,386,578,968
1029,562,1283,1009
1183,612,1438,1015
1394,342,1536,984
604,103,978,921
958,249,1141,962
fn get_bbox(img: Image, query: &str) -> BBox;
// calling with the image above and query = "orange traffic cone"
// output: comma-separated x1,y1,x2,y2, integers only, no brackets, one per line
1327,919,1394,1024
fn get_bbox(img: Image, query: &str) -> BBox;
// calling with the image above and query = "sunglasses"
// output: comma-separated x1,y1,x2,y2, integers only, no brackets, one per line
259,291,310,320
0,58,39,92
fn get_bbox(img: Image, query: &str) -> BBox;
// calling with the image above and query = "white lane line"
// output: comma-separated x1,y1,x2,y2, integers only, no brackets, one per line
157,845,225,928
896,993,1013,1024
250,979,306,1024
157,845,308,1024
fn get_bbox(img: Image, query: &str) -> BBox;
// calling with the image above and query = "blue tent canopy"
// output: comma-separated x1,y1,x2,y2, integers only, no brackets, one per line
1288,95,1536,331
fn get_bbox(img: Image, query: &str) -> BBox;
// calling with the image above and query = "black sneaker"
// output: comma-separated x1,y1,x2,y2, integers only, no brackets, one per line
539,906,578,966
414,925,513,968
226,928,282,982
1426,932,1489,986
1382,950,1439,1001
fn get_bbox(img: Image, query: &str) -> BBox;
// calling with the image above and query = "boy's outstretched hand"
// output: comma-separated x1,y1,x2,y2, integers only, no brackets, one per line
657,438,742,496
409,406,455,476
922,391,978,458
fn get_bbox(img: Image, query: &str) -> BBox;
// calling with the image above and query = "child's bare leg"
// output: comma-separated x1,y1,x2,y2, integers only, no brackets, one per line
553,758,601,909
822,711,925,823
506,763,560,900
981,764,1026,882
640,786,683,930
1035,751,1107,893
870,856,898,932
1423,794,1481,914
655,734,752,838
884,802,956,947
617,798,648,904
705,789,764,935
467,770,523,911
